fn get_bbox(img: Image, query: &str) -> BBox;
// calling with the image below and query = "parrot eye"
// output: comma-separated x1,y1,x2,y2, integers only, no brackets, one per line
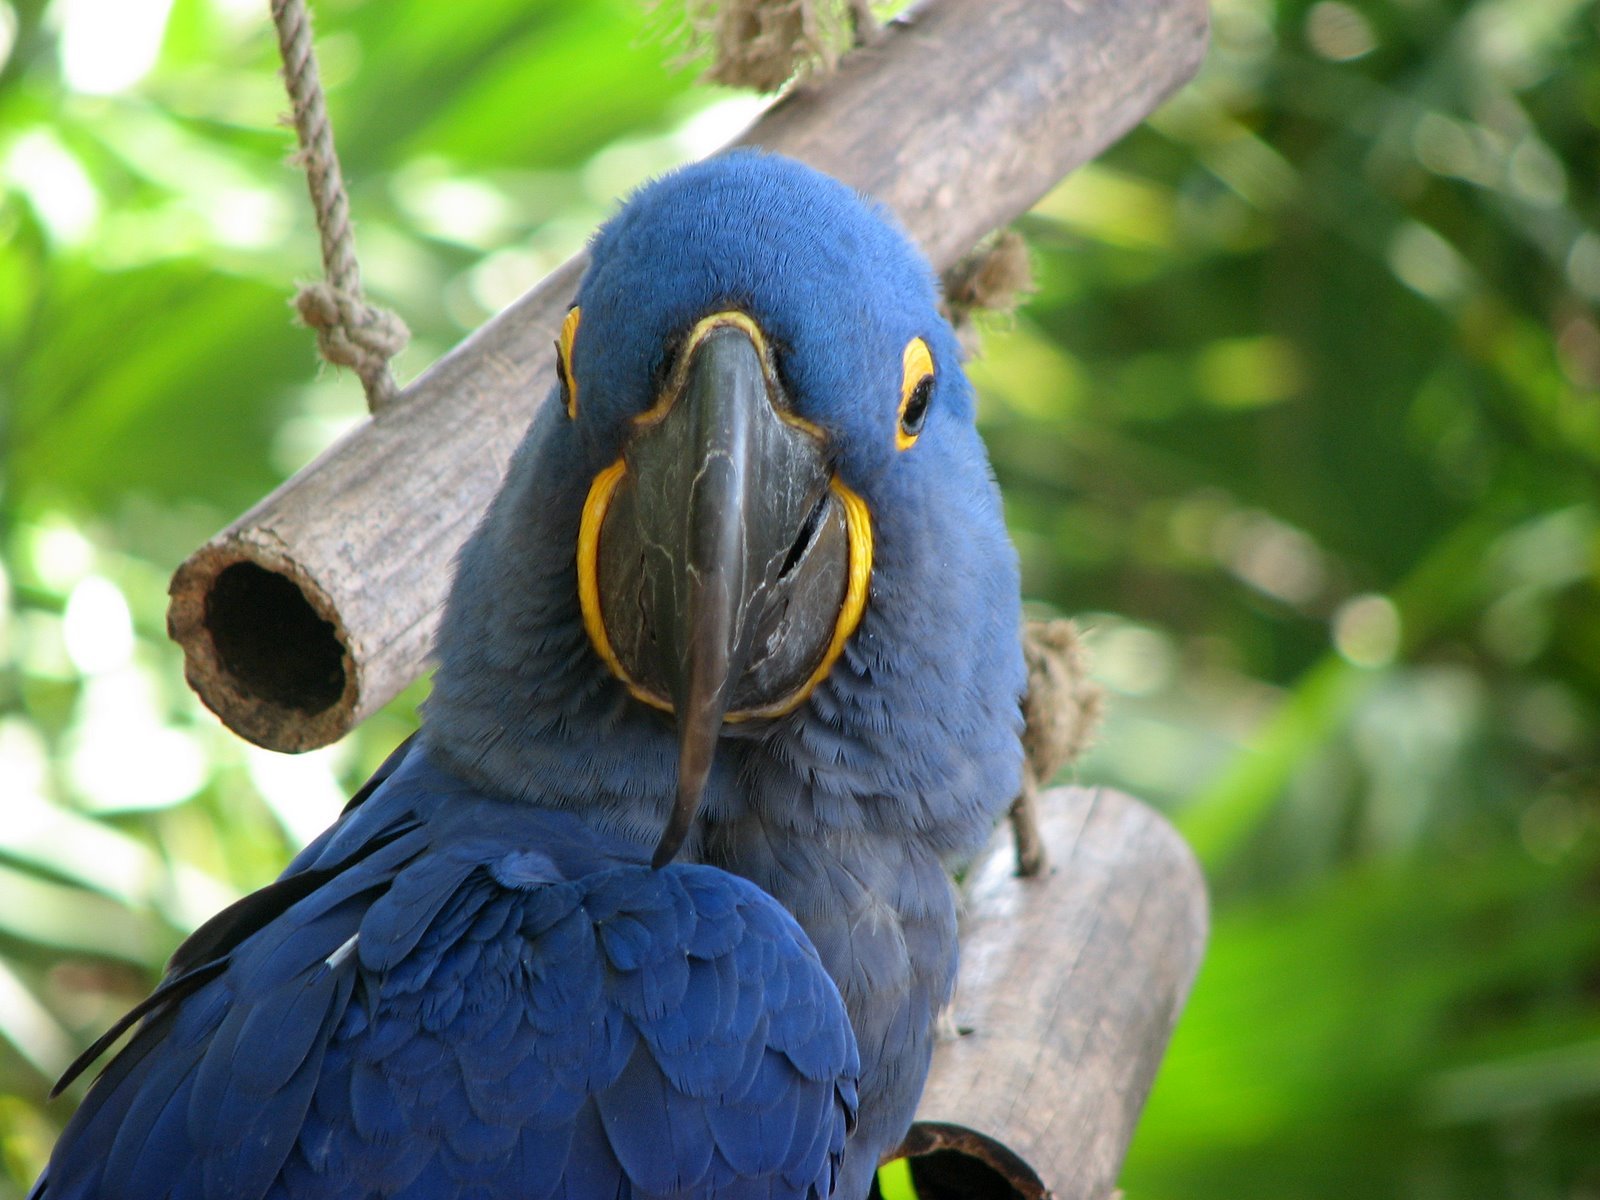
557,306,581,419
897,337,934,450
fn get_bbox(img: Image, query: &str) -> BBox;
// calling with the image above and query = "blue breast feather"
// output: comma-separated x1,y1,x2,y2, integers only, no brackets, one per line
34,744,859,1200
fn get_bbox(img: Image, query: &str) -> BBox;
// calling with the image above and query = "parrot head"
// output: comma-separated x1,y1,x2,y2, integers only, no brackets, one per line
428,150,1024,864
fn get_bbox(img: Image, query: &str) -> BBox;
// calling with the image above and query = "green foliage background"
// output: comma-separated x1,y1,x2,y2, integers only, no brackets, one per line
1,0,1596,1195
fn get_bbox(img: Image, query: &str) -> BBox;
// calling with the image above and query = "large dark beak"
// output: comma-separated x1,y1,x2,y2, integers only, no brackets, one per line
586,318,852,868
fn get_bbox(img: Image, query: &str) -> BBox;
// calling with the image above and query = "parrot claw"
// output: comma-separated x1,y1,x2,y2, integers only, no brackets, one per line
933,1006,971,1042
1008,786,1048,877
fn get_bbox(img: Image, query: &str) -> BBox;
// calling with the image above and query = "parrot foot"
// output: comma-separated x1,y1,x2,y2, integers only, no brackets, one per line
934,1005,972,1042
1008,616,1104,877
1008,785,1048,877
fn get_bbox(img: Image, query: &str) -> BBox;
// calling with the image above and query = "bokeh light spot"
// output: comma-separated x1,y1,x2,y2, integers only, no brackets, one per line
63,575,134,675
55,0,174,95
1306,2,1375,61
1412,113,1490,185
1333,593,1402,667
0,4,17,73
66,668,207,812
2,130,100,245
1566,232,1600,302
24,518,94,593
246,744,350,848
1507,138,1566,208
1388,222,1468,303
1195,336,1304,409
1215,510,1326,605
1094,623,1177,696
0,719,50,802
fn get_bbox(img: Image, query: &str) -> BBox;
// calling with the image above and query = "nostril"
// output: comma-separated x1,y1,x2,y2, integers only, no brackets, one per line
634,574,652,640
779,494,829,580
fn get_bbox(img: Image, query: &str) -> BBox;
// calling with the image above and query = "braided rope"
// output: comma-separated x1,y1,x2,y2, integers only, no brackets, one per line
270,0,408,411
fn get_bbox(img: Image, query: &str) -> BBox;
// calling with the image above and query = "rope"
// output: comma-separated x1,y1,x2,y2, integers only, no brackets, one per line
270,0,409,411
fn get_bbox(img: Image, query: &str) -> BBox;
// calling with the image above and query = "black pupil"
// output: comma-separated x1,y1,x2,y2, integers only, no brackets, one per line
554,342,569,395
902,375,932,435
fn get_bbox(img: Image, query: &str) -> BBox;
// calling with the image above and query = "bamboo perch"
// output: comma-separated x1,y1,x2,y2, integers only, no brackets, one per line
898,786,1208,1198
167,0,1210,751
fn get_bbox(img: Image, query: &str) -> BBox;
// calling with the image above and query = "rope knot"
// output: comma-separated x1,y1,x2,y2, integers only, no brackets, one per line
294,282,410,407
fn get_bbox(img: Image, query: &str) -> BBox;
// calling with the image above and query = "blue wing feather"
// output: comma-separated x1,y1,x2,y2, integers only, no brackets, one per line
103,1035,204,1196
36,747,858,1200
207,964,358,1197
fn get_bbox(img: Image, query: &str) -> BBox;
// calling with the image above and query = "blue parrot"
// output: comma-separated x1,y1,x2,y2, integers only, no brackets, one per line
33,151,1024,1200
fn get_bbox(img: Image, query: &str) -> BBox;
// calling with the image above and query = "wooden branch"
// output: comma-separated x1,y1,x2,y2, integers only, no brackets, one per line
898,786,1209,1198
168,0,1210,750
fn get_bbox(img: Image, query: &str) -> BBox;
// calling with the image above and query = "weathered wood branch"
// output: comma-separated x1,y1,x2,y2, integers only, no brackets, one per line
168,0,1210,751
899,786,1208,1198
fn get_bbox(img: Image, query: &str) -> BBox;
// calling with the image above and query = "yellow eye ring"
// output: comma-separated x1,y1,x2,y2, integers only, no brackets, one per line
557,306,582,419
897,337,934,451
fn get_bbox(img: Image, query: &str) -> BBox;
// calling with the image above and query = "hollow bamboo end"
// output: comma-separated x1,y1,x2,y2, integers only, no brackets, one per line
889,1122,1050,1199
168,538,359,752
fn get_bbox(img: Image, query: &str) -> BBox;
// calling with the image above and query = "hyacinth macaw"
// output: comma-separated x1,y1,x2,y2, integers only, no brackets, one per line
34,151,1024,1200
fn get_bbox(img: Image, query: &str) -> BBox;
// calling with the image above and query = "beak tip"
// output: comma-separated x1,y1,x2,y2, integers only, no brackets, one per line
650,788,697,869
649,839,678,871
